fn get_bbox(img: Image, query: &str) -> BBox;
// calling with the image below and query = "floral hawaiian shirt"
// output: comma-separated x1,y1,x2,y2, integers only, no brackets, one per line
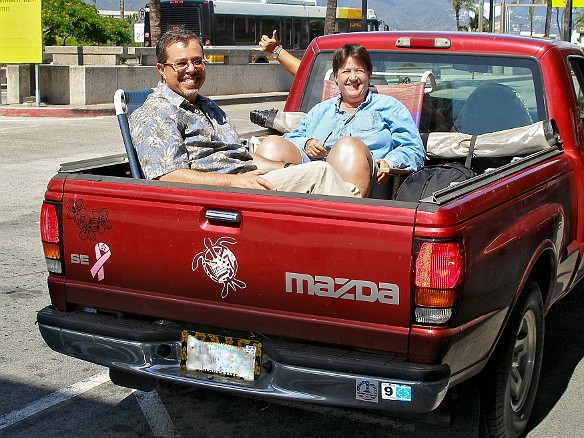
129,82,256,180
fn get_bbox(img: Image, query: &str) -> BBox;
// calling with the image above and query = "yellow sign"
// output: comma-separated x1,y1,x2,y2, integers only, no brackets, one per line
0,0,42,63
552,0,584,7
337,7,362,20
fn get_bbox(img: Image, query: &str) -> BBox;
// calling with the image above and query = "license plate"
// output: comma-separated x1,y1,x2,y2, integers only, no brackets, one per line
180,330,262,381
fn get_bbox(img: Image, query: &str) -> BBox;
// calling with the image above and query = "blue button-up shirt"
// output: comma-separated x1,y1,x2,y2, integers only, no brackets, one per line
283,91,425,171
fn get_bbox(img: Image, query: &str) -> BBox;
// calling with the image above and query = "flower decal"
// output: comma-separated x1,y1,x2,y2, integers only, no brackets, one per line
66,199,112,241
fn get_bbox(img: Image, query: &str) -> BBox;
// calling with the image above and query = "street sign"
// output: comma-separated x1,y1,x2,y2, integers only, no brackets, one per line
139,8,146,21
134,23,145,43
0,0,42,63
552,0,584,7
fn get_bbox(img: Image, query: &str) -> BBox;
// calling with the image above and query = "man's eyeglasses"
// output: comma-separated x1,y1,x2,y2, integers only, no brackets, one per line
163,59,205,74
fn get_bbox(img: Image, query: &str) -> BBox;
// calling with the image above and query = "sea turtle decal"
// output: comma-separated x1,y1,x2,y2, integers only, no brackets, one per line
192,237,246,299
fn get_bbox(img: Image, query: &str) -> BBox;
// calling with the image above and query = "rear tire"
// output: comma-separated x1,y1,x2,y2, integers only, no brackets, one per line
479,281,544,438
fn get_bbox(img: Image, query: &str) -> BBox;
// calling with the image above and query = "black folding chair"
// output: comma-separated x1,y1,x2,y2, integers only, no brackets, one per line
114,88,154,178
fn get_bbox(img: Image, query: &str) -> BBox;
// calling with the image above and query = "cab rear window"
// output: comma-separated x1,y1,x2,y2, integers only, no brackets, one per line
301,51,545,136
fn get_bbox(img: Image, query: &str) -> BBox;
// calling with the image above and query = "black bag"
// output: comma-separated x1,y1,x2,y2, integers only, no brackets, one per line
395,136,477,202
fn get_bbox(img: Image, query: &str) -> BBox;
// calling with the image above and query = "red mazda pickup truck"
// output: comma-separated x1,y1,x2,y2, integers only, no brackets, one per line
38,32,584,438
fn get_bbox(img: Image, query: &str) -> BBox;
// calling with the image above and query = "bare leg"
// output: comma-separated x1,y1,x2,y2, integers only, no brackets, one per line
255,135,303,163
326,137,373,197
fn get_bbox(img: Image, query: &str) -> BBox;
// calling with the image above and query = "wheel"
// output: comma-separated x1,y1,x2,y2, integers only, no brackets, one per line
479,281,544,438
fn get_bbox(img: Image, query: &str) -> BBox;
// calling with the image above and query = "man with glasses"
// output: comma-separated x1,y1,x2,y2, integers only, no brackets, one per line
130,29,360,197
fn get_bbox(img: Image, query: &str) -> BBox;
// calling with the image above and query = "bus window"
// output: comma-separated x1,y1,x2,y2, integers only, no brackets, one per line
260,18,280,41
234,17,256,44
214,16,235,45
282,18,293,48
308,19,323,43
294,19,305,49
291,19,301,49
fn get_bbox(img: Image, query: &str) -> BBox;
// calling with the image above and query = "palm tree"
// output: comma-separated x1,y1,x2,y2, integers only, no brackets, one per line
544,0,552,37
453,0,462,30
452,0,475,31
324,0,337,35
563,0,573,41
149,0,161,47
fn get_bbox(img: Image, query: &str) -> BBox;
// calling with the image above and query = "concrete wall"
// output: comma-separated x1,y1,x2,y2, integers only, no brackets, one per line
7,65,34,104
43,46,304,67
45,46,159,67
7,63,293,105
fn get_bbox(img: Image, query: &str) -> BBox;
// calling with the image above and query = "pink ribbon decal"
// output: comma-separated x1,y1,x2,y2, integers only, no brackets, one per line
90,242,111,281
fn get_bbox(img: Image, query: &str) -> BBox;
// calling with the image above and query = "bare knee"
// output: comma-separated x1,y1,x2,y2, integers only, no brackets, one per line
327,137,372,174
255,135,302,163
327,137,372,196
328,137,372,165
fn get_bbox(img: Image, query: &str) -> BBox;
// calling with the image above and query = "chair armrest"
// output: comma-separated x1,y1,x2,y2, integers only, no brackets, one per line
378,167,412,199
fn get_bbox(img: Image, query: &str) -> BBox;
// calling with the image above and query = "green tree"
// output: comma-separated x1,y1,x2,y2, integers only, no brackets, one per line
43,0,132,46
574,9,584,34
452,0,476,31
469,11,488,32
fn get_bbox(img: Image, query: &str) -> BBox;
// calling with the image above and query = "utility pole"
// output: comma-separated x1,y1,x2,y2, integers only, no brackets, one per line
120,0,125,20
489,0,495,32
563,0,573,41
361,0,367,31
499,0,506,33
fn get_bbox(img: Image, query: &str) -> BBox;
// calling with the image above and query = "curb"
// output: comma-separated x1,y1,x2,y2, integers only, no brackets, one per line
0,106,116,117
0,92,288,118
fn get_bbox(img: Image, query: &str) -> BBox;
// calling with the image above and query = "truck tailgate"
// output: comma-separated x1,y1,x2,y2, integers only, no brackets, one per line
60,177,415,353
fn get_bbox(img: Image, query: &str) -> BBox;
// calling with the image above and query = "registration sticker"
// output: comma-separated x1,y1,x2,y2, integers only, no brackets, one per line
355,379,379,403
180,331,262,381
381,382,412,402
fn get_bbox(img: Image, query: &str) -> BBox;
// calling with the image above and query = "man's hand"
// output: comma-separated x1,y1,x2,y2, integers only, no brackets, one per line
229,170,275,190
255,30,279,53
304,138,327,159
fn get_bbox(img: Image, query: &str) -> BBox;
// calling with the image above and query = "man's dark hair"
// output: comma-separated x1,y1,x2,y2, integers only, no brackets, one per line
332,44,372,74
156,30,204,64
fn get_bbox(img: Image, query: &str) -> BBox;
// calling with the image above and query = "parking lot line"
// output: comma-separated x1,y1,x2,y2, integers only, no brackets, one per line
0,371,110,430
134,389,181,438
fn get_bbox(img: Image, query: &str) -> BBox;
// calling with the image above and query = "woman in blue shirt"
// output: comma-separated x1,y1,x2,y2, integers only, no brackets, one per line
256,44,425,197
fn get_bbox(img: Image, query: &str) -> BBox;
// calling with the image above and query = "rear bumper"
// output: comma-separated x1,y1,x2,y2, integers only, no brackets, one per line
37,306,450,413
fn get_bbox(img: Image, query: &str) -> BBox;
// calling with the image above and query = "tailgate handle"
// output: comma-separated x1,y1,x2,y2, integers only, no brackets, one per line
205,209,241,225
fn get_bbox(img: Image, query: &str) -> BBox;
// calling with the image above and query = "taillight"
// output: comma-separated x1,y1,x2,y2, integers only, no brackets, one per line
413,240,464,324
40,202,63,274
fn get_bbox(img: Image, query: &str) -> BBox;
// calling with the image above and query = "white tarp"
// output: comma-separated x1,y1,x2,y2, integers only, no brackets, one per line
426,120,559,159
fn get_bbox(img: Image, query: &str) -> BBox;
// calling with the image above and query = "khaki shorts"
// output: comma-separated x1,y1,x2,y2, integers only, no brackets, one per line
263,161,360,197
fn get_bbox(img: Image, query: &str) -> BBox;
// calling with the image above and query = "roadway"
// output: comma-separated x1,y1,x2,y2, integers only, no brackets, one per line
0,102,582,437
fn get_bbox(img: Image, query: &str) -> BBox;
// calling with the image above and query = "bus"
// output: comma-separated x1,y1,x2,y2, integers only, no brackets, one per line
145,0,380,54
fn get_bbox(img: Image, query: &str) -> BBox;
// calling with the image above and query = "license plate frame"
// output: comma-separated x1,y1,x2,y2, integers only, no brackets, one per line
180,330,262,381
